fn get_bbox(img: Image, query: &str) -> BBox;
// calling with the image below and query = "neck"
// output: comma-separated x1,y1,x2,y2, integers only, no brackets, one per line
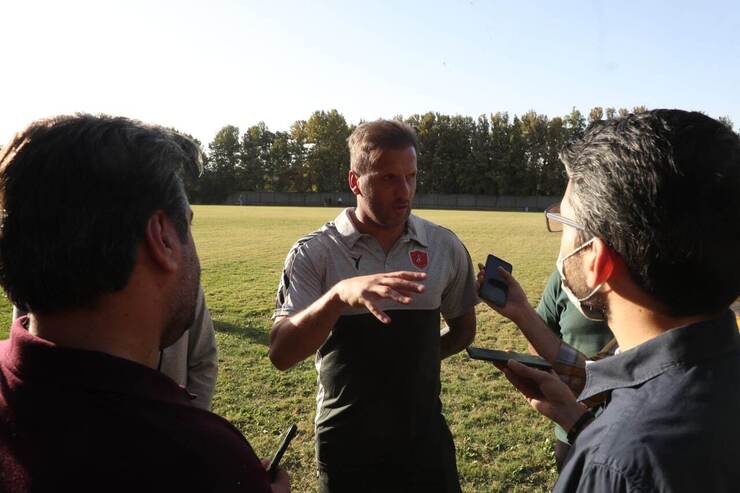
606,288,715,351
27,272,166,368
350,208,406,254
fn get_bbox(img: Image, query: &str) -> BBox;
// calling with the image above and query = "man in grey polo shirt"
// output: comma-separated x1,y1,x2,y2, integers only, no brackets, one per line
492,110,740,491
270,119,478,493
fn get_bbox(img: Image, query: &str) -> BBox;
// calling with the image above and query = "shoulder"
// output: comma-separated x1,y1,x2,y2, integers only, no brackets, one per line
282,223,337,268
537,270,562,312
543,269,562,296
413,215,468,256
571,376,740,491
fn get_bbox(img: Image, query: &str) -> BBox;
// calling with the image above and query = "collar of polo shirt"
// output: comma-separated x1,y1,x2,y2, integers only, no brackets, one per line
334,208,429,249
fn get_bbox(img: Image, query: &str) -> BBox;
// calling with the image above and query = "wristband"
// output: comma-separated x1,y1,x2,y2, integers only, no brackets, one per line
567,408,596,444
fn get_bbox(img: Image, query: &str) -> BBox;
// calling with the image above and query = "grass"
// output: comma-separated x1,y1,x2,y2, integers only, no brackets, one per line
0,206,563,492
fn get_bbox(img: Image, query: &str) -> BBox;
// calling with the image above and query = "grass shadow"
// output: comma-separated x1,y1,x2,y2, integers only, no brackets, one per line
213,319,270,346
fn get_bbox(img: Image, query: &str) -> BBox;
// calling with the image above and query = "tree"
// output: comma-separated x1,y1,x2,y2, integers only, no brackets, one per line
520,110,549,195
268,131,295,191
405,112,438,192
563,107,586,141
303,110,351,192
487,112,511,195
463,114,494,195
542,116,568,195
588,107,604,124
203,125,241,202
240,122,273,191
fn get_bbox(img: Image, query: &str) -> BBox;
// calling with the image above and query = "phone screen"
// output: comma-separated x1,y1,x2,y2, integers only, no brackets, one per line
479,254,513,306
466,346,552,370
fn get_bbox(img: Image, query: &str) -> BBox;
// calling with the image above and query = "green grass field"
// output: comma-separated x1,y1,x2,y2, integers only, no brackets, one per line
0,205,563,492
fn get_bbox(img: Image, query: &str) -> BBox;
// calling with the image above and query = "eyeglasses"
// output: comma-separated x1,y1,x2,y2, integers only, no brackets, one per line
545,203,586,232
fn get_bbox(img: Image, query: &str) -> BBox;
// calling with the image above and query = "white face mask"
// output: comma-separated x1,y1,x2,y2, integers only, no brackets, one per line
555,238,607,321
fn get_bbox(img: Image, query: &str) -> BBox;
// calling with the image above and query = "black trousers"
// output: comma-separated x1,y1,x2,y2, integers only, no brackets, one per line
318,426,461,493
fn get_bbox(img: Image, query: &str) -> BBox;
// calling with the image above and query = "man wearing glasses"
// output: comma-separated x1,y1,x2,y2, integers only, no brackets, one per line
536,203,614,471
479,110,740,491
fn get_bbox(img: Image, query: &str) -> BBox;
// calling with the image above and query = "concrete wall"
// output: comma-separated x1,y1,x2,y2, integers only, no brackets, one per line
224,191,559,211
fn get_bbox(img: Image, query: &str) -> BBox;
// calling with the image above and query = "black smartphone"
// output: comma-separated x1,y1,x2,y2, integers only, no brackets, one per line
479,254,513,306
466,346,552,370
268,423,298,481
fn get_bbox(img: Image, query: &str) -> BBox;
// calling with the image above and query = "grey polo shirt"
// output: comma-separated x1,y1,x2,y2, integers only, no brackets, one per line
274,208,477,482
555,310,740,492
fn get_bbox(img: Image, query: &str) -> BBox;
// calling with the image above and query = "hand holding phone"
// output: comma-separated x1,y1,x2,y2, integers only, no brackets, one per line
268,424,297,481
479,254,513,307
466,346,552,370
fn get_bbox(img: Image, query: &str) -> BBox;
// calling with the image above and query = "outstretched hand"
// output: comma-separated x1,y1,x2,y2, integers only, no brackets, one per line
477,262,532,324
333,271,426,324
500,359,587,431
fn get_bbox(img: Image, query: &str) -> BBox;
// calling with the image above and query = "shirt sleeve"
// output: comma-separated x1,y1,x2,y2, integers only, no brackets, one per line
535,270,563,335
273,239,324,319
185,286,218,411
552,341,589,396
440,233,479,320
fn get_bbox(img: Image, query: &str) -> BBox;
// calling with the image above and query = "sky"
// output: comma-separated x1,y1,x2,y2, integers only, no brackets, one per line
1,0,739,146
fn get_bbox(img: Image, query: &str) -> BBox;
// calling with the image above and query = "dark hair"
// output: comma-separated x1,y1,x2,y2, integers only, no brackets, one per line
348,119,418,174
561,109,740,317
0,114,203,314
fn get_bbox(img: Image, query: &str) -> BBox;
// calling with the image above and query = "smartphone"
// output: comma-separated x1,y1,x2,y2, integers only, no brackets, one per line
466,346,552,370
479,254,513,306
268,423,298,481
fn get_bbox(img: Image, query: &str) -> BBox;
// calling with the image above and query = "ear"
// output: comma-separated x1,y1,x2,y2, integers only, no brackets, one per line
348,169,362,196
143,211,180,273
583,237,615,288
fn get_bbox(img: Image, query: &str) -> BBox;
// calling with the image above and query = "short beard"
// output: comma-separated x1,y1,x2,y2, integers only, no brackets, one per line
160,244,201,349
565,253,609,319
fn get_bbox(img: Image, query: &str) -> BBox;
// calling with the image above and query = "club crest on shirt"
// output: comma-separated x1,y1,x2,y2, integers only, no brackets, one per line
409,250,428,269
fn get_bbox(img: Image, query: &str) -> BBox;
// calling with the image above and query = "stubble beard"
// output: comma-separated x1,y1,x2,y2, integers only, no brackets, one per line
160,245,201,350
565,254,609,318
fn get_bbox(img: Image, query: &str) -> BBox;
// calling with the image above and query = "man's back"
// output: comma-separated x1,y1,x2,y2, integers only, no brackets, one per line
0,321,270,493
555,312,740,492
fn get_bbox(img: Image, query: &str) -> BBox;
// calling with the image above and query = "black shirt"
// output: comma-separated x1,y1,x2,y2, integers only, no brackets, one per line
555,311,740,492
0,319,271,493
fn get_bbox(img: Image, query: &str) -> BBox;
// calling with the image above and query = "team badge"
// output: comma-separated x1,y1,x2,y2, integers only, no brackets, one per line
409,250,428,269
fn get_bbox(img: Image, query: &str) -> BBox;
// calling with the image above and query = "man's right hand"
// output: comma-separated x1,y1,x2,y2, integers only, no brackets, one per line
261,459,290,493
501,359,588,431
331,271,426,324
270,467,290,493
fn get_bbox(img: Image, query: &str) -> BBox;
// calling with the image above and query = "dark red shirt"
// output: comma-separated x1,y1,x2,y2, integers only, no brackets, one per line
0,319,271,492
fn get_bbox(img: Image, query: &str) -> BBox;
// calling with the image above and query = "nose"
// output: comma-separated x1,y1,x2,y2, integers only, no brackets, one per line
397,176,413,199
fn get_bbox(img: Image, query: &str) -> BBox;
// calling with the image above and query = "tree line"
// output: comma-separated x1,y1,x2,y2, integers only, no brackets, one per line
159,108,732,202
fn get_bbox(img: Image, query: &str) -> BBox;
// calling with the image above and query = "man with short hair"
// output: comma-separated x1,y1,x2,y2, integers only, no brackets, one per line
487,110,740,491
0,114,289,492
269,119,478,493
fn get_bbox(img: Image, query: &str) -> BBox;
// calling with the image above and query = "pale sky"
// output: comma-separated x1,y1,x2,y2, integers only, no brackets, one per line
1,0,738,146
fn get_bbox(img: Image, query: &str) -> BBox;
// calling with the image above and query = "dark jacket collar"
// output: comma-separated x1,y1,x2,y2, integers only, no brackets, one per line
580,310,740,402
